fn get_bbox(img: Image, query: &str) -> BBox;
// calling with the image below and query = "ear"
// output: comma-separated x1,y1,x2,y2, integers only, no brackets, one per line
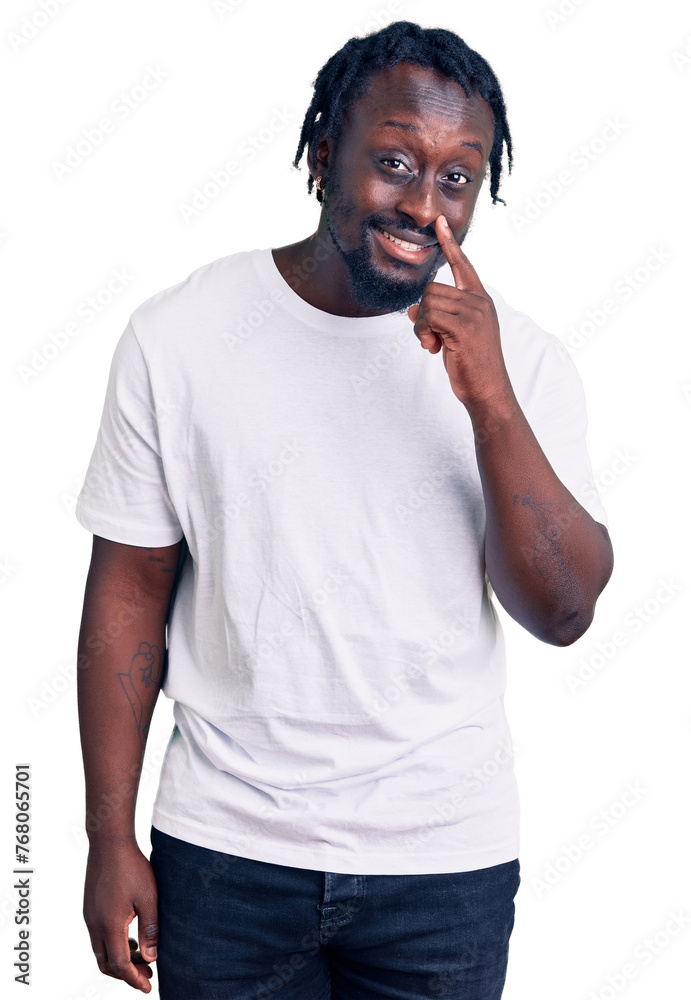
308,134,333,183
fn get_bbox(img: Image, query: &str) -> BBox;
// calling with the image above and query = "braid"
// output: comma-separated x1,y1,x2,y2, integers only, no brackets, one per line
293,21,513,206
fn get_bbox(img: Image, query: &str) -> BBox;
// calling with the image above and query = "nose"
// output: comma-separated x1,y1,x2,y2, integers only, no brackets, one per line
392,173,444,234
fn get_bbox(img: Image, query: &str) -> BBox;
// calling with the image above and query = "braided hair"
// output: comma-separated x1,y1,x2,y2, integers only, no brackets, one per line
293,20,513,206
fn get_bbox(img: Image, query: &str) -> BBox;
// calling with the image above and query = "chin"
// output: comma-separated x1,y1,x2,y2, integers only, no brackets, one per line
349,278,426,313
357,263,436,312
329,219,436,312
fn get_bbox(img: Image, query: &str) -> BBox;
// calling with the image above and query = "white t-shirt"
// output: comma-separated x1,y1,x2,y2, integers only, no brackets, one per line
76,247,607,875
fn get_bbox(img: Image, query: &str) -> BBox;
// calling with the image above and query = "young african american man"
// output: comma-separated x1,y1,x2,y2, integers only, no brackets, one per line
76,20,613,1000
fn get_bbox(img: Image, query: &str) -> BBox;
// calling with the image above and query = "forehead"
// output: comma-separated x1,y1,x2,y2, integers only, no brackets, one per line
341,62,495,152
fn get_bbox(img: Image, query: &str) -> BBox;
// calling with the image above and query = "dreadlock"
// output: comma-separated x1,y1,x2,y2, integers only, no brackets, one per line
293,20,513,206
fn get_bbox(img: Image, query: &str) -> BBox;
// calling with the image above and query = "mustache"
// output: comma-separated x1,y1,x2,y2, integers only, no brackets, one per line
367,217,440,242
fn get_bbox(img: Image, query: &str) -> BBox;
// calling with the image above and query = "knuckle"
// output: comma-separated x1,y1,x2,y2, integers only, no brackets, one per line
108,957,131,976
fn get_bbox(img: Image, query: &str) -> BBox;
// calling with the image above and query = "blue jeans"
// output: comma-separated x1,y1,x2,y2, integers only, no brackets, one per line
149,826,520,1000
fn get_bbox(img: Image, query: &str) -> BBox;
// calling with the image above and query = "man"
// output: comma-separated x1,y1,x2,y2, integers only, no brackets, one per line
76,20,613,1000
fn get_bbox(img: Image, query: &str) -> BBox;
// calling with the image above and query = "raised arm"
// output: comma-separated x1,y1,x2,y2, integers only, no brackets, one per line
409,215,613,644
77,535,183,993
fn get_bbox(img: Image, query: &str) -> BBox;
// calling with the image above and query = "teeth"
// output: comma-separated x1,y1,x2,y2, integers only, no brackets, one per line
377,227,432,252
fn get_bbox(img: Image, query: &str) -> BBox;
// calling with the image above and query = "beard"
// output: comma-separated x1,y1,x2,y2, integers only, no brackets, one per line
322,167,460,313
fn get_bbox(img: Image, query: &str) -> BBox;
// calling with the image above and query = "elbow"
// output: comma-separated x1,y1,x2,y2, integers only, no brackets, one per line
494,530,615,646
544,606,596,647
547,536,614,646
519,600,595,646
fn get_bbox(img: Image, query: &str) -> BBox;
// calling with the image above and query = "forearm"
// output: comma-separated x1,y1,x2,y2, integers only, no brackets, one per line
468,390,613,645
77,579,168,845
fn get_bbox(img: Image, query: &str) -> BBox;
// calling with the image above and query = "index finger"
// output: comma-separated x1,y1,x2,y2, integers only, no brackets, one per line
435,215,484,292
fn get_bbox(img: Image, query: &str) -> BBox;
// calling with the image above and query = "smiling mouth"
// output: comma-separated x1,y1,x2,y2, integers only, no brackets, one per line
374,226,437,252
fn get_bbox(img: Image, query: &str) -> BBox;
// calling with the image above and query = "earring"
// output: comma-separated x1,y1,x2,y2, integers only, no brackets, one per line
315,175,325,192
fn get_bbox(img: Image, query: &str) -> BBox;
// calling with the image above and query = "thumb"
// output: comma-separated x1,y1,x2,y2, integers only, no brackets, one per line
407,303,419,323
137,903,159,962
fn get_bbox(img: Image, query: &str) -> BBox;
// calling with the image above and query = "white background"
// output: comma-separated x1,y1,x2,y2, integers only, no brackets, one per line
2,0,690,997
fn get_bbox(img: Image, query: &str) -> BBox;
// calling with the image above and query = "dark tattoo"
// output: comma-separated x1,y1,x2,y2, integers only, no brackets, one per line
118,642,163,749
513,493,563,580
148,554,175,574
133,546,175,575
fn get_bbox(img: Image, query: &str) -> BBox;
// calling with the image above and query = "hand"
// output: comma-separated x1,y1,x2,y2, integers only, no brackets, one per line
407,215,512,410
83,840,158,993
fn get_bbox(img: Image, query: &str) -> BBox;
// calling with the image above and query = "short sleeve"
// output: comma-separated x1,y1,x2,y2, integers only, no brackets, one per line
75,320,184,546
522,337,608,529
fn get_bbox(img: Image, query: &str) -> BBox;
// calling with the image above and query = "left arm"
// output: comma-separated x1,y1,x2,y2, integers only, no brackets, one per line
409,215,614,646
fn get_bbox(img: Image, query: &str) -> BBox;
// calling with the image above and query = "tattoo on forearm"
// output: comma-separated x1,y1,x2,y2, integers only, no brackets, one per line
118,642,163,749
513,493,565,580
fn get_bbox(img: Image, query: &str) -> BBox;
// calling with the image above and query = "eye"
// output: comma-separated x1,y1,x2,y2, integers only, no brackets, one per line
381,158,409,171
445,171,470,186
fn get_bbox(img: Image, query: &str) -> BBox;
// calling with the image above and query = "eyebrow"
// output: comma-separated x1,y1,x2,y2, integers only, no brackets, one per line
376,119,485,154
